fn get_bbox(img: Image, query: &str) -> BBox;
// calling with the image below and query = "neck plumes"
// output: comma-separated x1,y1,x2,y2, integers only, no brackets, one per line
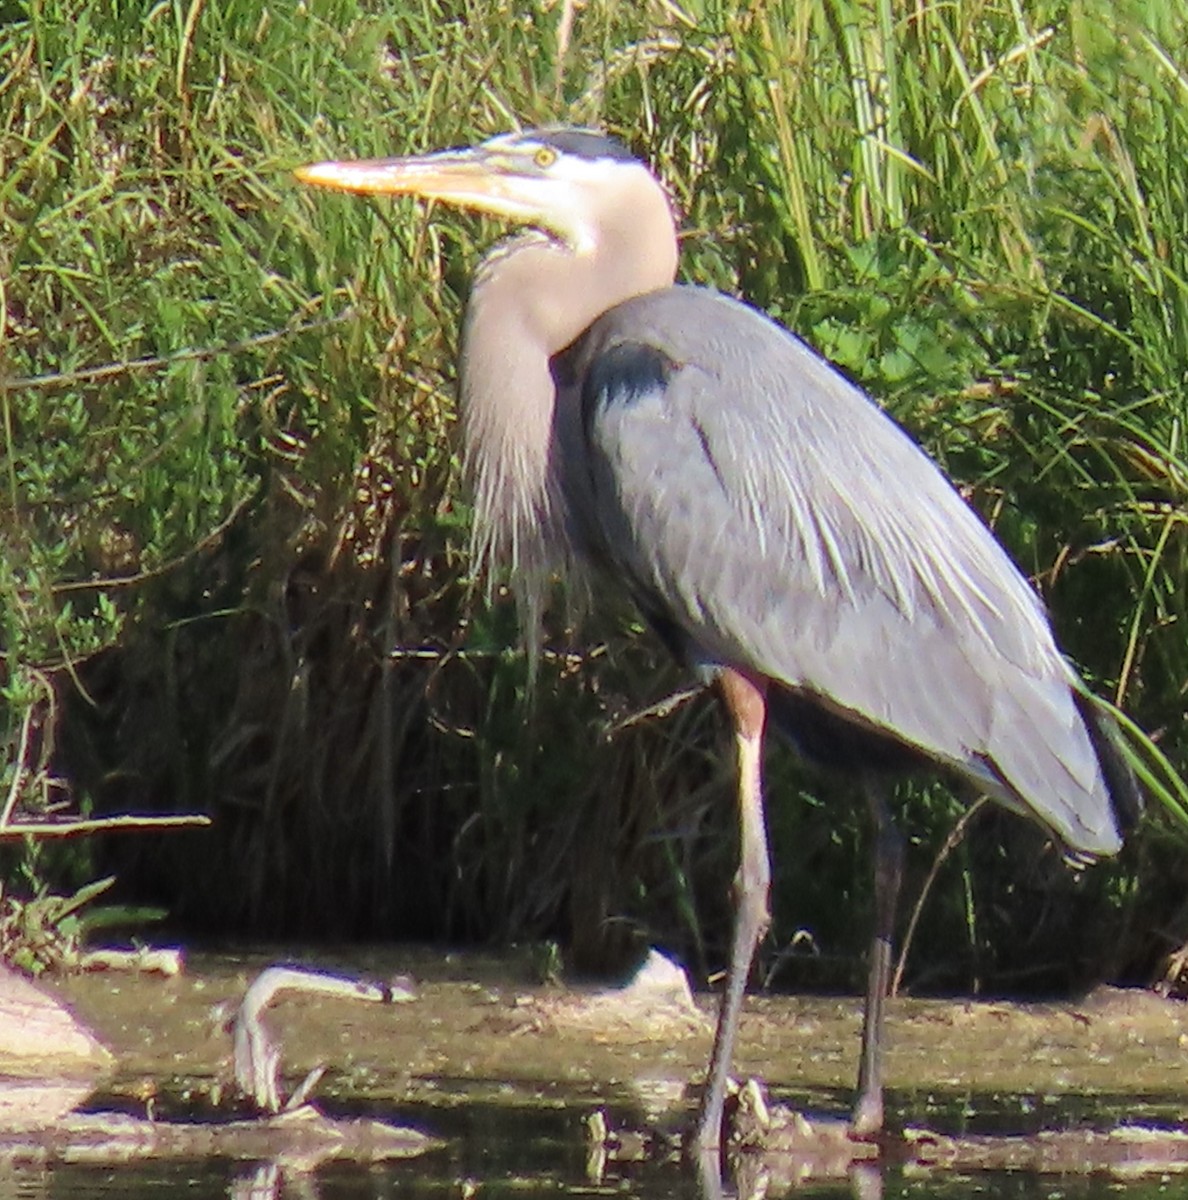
458,168,678,619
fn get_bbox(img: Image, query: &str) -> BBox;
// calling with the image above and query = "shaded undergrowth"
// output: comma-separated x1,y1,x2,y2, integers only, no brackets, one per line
2,0,1186,994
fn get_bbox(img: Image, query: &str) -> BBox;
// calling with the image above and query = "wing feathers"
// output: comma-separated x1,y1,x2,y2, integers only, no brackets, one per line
569,285,1127,857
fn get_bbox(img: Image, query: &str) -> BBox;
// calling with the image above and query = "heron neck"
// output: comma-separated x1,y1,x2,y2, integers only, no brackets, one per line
458,191,678,596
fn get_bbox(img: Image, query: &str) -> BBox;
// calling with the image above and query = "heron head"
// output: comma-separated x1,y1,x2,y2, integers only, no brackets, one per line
295,128,662,256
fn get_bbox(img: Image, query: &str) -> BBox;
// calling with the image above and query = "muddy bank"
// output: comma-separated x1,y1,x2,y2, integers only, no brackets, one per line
1,947,1187,1195
39,947,1188,1123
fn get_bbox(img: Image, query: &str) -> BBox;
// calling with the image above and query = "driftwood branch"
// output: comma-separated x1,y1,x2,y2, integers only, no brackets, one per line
231,966,416,1112
0,813,211,841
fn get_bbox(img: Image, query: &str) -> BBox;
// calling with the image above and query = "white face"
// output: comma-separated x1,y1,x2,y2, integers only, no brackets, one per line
474,133,658,256
297,131,672,268
297,130,676,280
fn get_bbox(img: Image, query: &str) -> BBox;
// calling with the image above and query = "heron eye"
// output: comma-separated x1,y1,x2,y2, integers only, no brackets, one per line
533,146,558,169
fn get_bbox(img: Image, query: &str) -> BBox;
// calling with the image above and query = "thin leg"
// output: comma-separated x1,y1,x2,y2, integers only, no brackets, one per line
852,777,904,1135
692,668,771,1158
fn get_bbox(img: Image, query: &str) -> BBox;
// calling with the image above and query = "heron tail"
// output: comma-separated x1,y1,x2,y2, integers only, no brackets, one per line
1074,691,1145,837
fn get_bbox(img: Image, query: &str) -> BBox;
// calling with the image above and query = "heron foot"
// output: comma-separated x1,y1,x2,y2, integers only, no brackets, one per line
687,1098,726,1159
850,1089,884,1138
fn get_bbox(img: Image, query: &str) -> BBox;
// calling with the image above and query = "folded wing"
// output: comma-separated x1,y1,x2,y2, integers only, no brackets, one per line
568,286,1130,856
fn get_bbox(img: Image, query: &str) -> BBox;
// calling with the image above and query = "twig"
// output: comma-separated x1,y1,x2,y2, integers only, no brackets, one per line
0,312,352,393
0,704,35,830
0,813,212,840
52,490,256,594
603,685,706,739
77,947,184,976
891,796,989,997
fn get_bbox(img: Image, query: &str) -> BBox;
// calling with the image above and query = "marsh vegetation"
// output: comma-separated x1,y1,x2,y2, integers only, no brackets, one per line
2,0,1187,999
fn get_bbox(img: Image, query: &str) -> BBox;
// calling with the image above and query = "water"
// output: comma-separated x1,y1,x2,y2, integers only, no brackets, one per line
12,950,1188,1199
7,1089,1188,1199
10,1100,1188,1200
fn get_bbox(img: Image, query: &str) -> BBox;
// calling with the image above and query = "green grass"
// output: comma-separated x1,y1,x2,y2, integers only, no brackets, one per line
2,0,1186,990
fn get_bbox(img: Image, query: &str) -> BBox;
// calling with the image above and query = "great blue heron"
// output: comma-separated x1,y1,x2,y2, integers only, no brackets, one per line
295,128,1141,1155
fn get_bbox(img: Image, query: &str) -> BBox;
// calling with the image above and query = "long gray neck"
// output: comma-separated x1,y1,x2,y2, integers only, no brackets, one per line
458,170,678,627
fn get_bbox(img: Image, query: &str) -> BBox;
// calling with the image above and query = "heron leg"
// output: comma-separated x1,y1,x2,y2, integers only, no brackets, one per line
852,777,904,1136
692,668,771,1157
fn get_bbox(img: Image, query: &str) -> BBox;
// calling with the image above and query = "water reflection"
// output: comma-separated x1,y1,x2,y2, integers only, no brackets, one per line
11,1085,1188,1200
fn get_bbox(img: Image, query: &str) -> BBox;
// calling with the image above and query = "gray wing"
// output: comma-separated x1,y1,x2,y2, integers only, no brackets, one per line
564,285,1123,856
